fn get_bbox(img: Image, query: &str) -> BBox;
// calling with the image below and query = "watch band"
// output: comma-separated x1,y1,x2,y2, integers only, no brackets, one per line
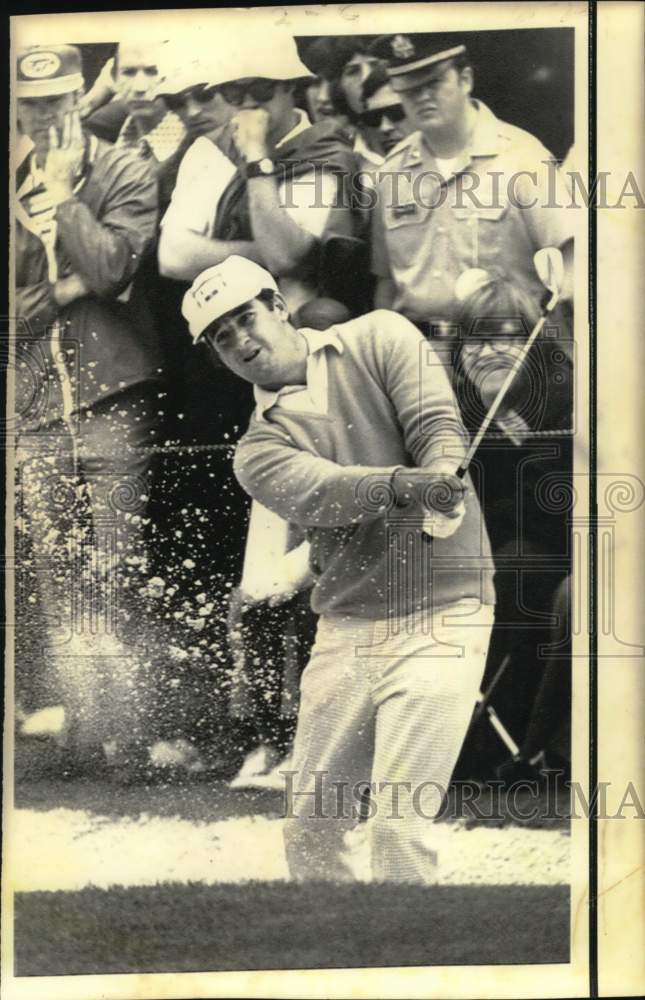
246,157,275,179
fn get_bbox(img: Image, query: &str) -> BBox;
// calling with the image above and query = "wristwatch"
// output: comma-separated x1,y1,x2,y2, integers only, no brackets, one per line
246,157,275,179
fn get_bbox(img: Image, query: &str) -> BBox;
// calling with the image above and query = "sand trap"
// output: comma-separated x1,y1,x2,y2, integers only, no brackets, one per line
8,808,570,891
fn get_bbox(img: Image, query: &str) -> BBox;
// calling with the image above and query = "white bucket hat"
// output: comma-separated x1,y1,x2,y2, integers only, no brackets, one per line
159,32,311,96
217,31,313,82
157,37,245,96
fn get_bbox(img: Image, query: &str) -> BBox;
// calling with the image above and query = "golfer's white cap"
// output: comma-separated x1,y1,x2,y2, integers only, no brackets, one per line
182,256,279,342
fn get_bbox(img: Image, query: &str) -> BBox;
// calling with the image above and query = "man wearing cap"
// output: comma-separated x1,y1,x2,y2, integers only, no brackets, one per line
157,48,237,144
182,255,496,883
359,65,414,167
158,33,355,322
113,39,233,446
370,33,574,325
14,44,164,778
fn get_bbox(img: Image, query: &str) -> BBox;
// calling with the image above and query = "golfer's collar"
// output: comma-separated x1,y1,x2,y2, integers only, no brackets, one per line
301,326,344,357
117,115,139,146
254,382,301,418
253,328,343,419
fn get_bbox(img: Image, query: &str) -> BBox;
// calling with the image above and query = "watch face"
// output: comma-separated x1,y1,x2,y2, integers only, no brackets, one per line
259,158,274,174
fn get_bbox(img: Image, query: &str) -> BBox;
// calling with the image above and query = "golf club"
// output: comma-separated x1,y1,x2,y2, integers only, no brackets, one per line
454,245,565,480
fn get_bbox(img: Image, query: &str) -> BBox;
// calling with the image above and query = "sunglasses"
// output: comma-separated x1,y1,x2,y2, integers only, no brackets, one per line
164,85,218,112
461,338,527,357
461,322,530,356
219,79,280,106
361,103,407,128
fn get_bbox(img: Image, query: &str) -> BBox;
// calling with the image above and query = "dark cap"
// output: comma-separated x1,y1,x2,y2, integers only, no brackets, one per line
369,33,467,92
17,45,84,99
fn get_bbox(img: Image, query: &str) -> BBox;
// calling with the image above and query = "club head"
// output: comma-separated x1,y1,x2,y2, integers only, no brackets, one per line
455,268,491,303
533,247,564,311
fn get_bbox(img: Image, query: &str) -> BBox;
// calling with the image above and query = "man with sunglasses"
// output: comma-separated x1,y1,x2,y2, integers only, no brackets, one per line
369,33,574,328
158,35,355,322
298,37,382,121
299,37,387,175
359,65,413,164
453,271,573,772
158,50,237,144
163,82,233,140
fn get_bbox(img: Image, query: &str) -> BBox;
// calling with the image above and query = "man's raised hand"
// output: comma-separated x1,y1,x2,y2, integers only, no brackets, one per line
230,108,271,162
43,110,85,205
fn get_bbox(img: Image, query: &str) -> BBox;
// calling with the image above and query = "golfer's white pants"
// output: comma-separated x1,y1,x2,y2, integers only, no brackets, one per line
283,600,494,884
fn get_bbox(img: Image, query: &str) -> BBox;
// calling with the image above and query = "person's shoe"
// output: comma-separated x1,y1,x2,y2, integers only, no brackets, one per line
17,707,108,779
244,752,294,790
149,738,206,774
229,743,282,789
19,705,66,743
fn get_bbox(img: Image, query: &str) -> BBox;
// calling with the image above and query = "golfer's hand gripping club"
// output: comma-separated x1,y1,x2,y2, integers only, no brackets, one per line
392,469,467,538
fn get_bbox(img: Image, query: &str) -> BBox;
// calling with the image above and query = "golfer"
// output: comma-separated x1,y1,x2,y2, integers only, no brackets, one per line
182,256,496,883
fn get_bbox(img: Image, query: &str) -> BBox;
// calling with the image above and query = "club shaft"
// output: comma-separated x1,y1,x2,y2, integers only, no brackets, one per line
472,654,512,722
456,312,548,479
484,704,520,756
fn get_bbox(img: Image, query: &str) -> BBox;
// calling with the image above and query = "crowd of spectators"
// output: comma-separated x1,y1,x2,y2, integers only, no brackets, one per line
13,26,574,787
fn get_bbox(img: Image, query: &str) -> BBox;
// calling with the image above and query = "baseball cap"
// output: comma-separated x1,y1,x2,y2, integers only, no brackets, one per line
369,33,468,92
182,256,278,342
16,44,84,99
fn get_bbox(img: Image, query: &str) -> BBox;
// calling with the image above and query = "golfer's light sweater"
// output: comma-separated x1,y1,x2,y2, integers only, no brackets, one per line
234,310,495,619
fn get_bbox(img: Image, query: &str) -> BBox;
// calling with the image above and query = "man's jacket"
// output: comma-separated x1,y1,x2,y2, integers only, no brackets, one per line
15,135,163,423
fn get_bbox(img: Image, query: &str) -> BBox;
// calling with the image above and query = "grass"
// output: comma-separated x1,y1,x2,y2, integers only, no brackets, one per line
14,882,569,975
